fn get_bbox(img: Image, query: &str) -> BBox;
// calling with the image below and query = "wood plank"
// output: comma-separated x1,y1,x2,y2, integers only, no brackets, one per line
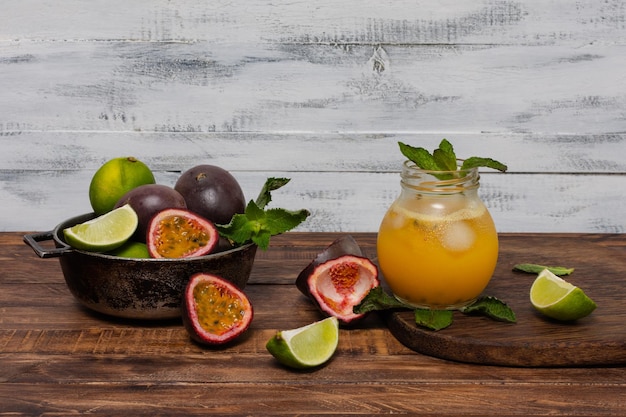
2,42,624,134
3,169,625,233
2,382,624,416
2,132,625,174
4,0,626,45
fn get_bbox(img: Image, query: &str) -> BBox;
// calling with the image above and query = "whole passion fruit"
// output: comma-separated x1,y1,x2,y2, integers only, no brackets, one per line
147,208,219,258
174,164,246,225
182,273,253,346
297,236,379,325
114,184,187,242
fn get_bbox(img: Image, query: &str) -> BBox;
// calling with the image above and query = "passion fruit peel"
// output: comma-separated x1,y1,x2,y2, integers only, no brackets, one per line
147,208,219,258
296,235,363,295
297,236,379,325
182,273,253,346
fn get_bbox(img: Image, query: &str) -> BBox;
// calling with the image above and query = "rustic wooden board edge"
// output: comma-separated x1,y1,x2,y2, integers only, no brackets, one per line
385,311,626,368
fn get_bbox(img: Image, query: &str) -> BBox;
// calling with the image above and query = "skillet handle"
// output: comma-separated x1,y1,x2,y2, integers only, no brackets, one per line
23,231,72,258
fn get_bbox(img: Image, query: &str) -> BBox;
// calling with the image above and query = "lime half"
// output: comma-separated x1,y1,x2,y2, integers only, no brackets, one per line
530,269,597,321
63,204,138,252
266,317,339,369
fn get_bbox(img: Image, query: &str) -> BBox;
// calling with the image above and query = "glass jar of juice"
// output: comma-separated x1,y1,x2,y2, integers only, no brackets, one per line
377,160,499,310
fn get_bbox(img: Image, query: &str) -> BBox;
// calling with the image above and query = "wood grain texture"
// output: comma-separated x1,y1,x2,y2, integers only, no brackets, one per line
2,231,626,416
1,1,625,233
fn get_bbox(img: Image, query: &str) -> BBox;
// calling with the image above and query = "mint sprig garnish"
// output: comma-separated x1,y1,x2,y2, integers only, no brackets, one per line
354,287,516,331
217,178,310,250
399,139,508,176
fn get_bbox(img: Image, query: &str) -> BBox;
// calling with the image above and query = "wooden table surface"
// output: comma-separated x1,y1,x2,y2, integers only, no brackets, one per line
2,231,625,416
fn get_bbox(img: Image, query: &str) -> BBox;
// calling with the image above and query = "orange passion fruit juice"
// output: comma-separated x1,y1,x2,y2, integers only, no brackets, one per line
377,162,499,309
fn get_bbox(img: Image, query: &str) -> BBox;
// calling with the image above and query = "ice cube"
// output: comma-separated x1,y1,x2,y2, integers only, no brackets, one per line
441,221,476,252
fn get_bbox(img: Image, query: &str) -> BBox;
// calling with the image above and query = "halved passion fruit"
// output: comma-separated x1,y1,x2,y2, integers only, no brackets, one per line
297,236,379,325
147,208,219,258
182,273,253,346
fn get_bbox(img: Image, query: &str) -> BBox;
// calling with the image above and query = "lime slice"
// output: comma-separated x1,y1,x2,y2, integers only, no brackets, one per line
530,269,597,321
266,317,339,369
63,204,138,252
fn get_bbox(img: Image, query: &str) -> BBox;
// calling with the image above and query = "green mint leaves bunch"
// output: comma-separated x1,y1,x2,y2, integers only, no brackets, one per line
398,139,508,178
217,178,310,250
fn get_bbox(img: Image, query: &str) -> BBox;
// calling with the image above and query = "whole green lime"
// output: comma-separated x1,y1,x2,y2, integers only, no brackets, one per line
89,157,155,215
109,241,150,258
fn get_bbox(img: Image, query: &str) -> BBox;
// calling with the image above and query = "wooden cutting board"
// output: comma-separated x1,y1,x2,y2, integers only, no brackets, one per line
384,234,626,367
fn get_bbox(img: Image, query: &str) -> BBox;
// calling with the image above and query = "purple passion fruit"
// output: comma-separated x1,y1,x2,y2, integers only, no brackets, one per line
296,235,363,295
114,184,187,242
303,255,379,325
174,164,246,225
182,273,253,346
147,208,219,258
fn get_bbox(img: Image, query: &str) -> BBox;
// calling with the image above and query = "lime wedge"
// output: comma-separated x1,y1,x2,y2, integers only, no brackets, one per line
530,269,597,321
63,204,138,252
266,317,339,369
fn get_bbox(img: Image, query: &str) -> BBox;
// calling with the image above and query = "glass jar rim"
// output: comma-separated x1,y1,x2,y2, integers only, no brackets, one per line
402,159,478,175
401,159,480,192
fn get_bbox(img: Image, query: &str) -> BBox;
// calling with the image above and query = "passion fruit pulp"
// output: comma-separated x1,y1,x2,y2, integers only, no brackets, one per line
182,273,253,346
147,208,219,258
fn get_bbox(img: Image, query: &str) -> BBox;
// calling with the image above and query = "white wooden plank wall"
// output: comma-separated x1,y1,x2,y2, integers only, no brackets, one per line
1,1,625,233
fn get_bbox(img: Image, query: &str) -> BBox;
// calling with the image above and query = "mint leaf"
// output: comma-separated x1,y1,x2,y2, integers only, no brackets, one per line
219,213,256,244
415,309,453,331
399,139,507,174
461,157,507,173
263,207,310,235
460,296,516,323
256,177,291,209
513,263,574,276
398,142,439,171
353,286,410,314
216,178,310,250
433,138,457,171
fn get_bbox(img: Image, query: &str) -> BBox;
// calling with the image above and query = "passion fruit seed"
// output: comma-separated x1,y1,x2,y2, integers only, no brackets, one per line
147,208,218,258
193,282,247,336
327,262,361,295
182,273,254,346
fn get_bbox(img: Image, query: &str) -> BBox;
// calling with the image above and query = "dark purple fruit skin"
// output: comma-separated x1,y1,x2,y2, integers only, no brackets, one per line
296,235,363,297
174,165,246,225
114,184,187,242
